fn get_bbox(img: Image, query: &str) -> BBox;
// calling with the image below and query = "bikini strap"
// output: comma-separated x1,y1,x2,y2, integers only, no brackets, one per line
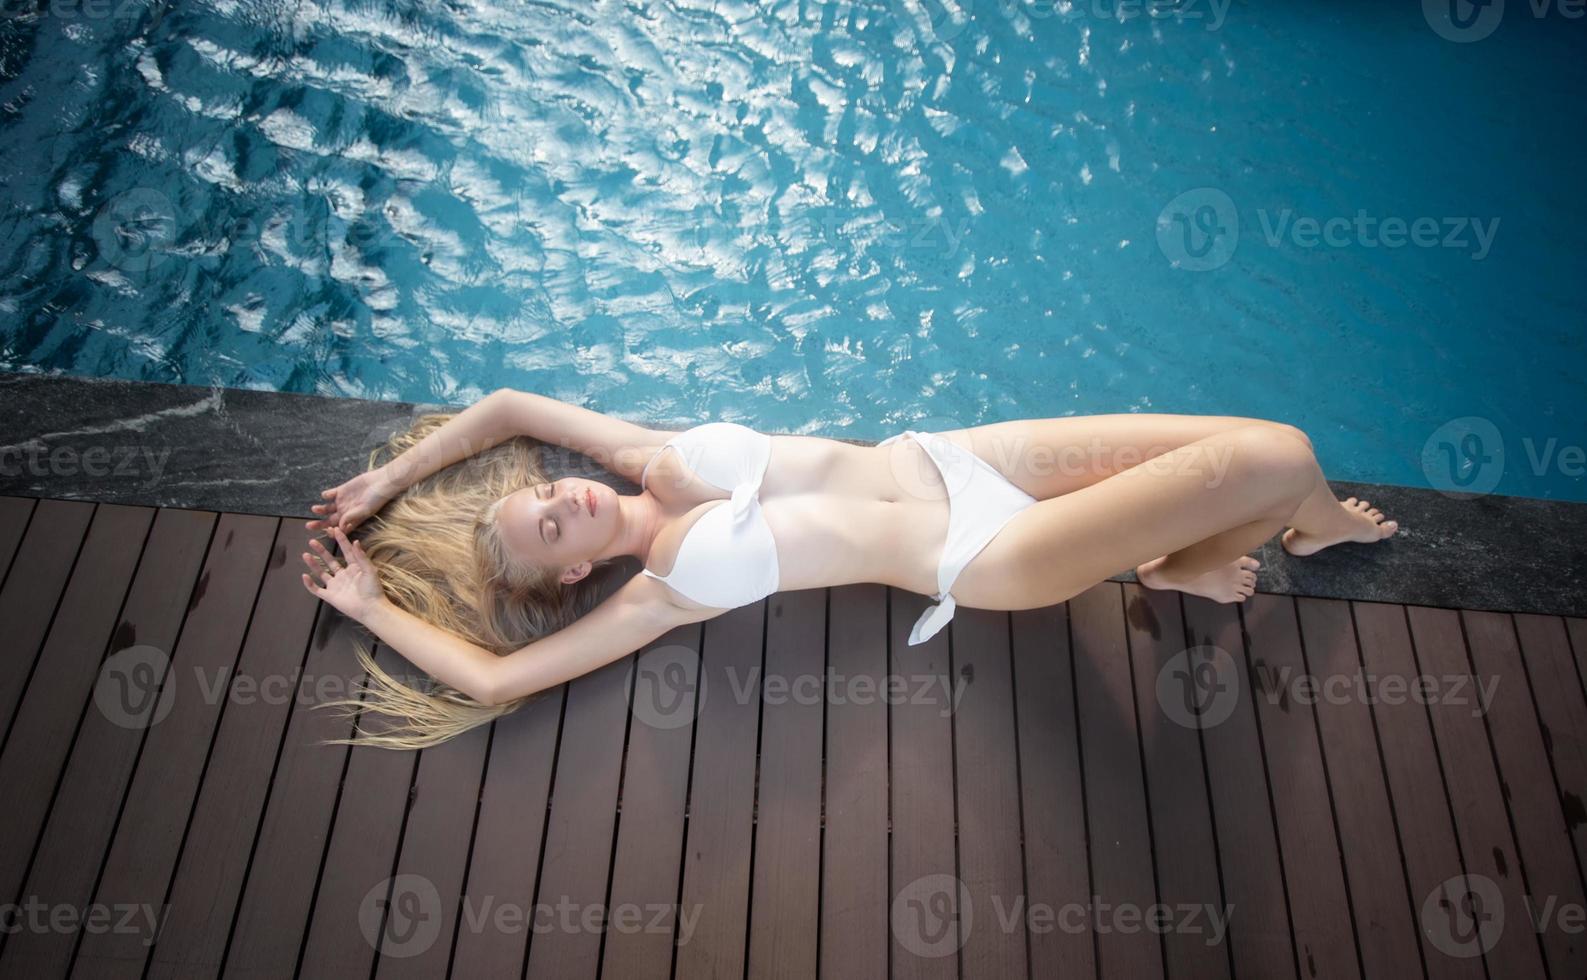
639,438,681,491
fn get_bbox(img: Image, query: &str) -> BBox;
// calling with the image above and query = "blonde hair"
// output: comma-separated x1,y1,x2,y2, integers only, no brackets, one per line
318,412,623,750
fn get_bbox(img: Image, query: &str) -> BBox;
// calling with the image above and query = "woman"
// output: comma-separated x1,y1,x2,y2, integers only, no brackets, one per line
301,388,1397,747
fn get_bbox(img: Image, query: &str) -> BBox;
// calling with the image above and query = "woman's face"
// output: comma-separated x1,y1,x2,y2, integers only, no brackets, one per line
495,478,613,575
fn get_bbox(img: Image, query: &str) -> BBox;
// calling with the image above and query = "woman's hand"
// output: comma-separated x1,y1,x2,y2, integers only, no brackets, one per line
306,468,394,534
301,526,386,622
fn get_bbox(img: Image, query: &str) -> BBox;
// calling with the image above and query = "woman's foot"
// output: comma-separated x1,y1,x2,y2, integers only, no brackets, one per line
1136,554,1260,604
1280,497,1399,557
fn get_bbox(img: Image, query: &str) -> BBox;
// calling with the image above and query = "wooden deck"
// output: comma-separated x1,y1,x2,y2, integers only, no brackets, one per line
0,495,1584,979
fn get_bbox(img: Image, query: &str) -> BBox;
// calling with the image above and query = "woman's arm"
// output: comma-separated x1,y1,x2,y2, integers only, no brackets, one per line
310,388,670,533
377,388,520,498
383,387,670,493
308,389,520,533
490,389,670,484
303,527,708,704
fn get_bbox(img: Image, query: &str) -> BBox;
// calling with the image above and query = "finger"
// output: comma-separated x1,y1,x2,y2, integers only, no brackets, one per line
308,539,343,568
301,573,325,597
311,504,328,514
351,538,375,570
322,489,337,499
301,552,329,584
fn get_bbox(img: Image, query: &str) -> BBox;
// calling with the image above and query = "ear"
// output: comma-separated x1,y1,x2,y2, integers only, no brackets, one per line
560,561,592,586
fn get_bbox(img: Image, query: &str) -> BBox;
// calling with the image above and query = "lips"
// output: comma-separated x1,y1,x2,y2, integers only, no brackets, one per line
586,487,596,517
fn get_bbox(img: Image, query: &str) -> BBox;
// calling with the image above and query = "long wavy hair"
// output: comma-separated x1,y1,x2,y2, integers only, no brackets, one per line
318,412,625,749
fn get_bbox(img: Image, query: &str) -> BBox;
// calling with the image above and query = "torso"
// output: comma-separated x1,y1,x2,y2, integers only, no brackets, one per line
640,433,953,609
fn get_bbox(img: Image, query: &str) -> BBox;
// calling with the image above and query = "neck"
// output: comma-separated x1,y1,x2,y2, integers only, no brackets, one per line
608,490,667,567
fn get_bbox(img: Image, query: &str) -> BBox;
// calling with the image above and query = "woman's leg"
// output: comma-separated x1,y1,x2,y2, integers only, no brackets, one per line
951,425,1339,611
1131,441,1396,601
936,413,1313,501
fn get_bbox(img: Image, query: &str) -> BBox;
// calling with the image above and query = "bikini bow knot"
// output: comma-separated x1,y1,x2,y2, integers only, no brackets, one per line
908,593,957,646
729,482,758,522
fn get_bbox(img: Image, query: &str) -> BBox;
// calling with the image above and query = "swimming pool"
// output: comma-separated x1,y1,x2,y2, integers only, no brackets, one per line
1,1,1583,501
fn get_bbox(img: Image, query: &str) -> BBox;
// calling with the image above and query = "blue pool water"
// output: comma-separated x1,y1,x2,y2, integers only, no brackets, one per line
1,1,1583,501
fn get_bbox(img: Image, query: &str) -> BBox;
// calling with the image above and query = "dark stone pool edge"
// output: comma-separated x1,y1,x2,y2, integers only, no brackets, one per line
3,370,1582,619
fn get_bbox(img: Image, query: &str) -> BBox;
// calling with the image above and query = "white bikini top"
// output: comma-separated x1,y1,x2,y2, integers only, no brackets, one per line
639,422,781,609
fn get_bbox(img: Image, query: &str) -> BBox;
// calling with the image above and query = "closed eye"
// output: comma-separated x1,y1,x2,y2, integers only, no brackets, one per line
536,483,559,543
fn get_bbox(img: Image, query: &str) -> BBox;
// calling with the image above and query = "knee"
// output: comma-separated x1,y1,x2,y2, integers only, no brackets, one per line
1267,422,1313,453
1228,425,1316,497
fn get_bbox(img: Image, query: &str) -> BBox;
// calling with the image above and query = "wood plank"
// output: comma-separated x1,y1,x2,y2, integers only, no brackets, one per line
1405,605,1547,976
450,688,564,978
1011,603,1094,980
0,504,154,911
372,716,490,978
296,645,421,979
1071,583,1162,980
221,608,368,978
746,588,826,980
1568,619,1587,700
599,627,701,980
888,588,959,980
1180,596,1294,978
671,601,765,979
1123,585,1230,980
1351,601,1482,980
819,585,889,980
142,540,326,980
0,499,95,741
950,607,1028,980
1243,594,1360,979
1292,597,1421,978
521,654,633,978
0,507,214,977
0,495,36,586
1462,609,1587,977
68,515,280,979
1513,614,1587,877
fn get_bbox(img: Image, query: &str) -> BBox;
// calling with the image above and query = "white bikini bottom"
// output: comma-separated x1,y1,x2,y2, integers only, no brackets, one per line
878,430,1039,645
